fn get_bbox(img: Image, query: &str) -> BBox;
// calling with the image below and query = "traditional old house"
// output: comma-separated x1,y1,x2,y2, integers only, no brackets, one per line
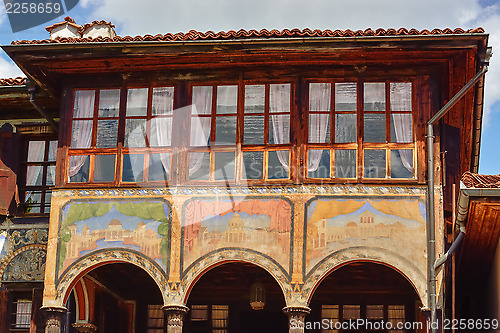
0,16,491,333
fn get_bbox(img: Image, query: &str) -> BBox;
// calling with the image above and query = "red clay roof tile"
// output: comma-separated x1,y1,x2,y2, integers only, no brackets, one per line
12,27,485,45
0,77,26,86
462,172,500,188
45,16,81,32
79,20,116,34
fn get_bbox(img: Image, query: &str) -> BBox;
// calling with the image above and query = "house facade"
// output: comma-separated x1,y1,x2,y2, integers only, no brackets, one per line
0,18,490,333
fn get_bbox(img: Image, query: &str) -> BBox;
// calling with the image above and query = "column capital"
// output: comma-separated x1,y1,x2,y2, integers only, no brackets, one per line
162,304,189,333
71,323,97,333
161,304,189,313
41,306,68,314
42,307,67,333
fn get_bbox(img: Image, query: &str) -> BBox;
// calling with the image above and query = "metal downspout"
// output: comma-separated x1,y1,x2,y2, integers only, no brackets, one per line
426,48,491,331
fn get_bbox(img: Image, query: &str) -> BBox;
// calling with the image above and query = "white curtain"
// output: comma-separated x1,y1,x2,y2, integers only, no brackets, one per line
189,87,212,176
150,87,174,174
308,83,330,171
69,91,95,177
26,141,45,186
392,114,413,173
270,84,291,170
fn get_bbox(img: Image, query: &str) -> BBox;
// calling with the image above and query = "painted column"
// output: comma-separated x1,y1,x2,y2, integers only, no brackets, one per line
283,306,310,333
43,307,67,333
163,305,189,333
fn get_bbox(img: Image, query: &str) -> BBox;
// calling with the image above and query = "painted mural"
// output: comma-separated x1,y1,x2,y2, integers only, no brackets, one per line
306,197,427,273
182,198,292,271
58,200,170,275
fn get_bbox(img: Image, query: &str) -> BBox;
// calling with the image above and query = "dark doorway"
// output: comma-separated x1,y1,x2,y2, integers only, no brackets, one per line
185,262,288,333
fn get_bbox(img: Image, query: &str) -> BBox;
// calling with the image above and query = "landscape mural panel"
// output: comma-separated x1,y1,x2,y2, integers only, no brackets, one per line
57,200,170,276
306,197,427,273
182,198,292,272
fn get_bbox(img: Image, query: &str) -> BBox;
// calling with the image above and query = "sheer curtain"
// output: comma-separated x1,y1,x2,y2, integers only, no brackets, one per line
390,83,413,173
308,83,330,172
26,141,45,186
150,87,174,174
270,84,291,170
189,87,212,175
69,91,95,177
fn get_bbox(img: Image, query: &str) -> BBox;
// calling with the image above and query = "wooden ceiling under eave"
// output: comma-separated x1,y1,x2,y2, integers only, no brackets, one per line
0,85,59,121
458,197,500,281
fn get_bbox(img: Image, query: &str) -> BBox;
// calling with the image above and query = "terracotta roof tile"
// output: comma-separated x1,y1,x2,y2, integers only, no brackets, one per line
79,20,116,34
12,27,485,45
45,16,81,32
0,77,26,86
462,172,500,188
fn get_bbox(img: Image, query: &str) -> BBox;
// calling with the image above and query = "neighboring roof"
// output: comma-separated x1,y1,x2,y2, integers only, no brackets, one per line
45,16,81,32
0,77,26,86
461,171,500,188
11,27,485,45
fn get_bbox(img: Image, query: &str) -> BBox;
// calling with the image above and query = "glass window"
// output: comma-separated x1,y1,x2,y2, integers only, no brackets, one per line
11,299,31,330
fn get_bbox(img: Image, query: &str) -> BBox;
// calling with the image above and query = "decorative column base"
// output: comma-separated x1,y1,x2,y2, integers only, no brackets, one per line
283,306,311,333
42,307,67,333
162,305,189,333
72,322,97,333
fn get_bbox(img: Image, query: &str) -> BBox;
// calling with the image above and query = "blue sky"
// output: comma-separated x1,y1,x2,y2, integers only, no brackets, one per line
0,0,498,174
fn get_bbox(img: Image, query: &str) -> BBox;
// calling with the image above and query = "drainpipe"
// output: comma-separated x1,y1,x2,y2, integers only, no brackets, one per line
426,47,491,332
28,84,59,133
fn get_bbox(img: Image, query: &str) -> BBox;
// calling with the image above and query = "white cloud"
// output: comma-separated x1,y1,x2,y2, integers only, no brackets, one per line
0,55,23,78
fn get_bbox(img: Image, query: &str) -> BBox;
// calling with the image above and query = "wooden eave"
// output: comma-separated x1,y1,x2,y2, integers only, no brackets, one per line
459,196,500,280
0,85,59,121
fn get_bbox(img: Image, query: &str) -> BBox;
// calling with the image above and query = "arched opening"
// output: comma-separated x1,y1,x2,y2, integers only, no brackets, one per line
64,262,163,333
309,262,424,333
185,262,288,333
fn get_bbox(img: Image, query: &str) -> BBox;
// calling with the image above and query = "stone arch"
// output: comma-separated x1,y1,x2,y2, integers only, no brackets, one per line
181,249,293,306
0,244,46,283
55,248,169,307
303,246,427,308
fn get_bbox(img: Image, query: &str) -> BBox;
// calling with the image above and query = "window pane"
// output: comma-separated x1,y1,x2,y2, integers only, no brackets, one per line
46,165,56,186
150,117,172,147
192,86,213,115
367,305,384,319
71,120,93,148
214,152,235,180
73,90,95,118
335,82,357,111
245,85,265,113
27,141,45,162
364,82,385,111
45,191,52,207
335,149,356,178
217,86,238,114
391,149,414,178
94,155,115,182
149,153,169,181
242,151,263,180
364,149,386,178
152,87,174,115
270,84,290,113
215,116,236,144
308,149,330,178
15,300,31,328
26,166,43,186
309,114,330,143
98,89,120,117
189,152,210,180
309,83,331,111
190,117,211,146
69,155,90,182
122,154,144,182
364,113,386,143
343,305,361,319
335,114,356,143
126,88,148,116
25,191,42,213
269,115,290,144
125,119,147,147
243,116,264,144
96,120,118,148
390,114,413,143
48,141,58,161
390,82,412,111
268,151,289,179
191,305,208,321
